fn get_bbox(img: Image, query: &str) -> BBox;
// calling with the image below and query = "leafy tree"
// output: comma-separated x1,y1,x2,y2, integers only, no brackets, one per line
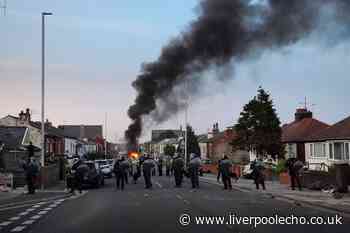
232,87,284,159
164,144,176,157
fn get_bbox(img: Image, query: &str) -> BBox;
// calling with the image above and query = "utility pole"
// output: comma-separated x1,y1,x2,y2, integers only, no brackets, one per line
104,112,107,159
184,78,189,167
41,12,52,189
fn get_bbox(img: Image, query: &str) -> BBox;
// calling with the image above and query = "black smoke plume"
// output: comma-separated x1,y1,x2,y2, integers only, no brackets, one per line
125,0,350,145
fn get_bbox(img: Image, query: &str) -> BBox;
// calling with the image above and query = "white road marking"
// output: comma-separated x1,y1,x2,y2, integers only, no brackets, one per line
0,221,12,226
37,202,47,205
43,207,52,211
0,195,68,209
32,205,41,208
18,212,29,216
26,208,35,212
183,200,190,205
48,204,58,208
30,215,41,220
11,226,26,232
22,220,35,225
38,211,48,215
155,182,163,188
9,217,20,221
176,195,183,200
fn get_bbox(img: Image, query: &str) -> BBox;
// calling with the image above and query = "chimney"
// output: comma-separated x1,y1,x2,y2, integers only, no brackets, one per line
25,108,31,122
45,119,52,127
18,110,25,121
295,108,313,121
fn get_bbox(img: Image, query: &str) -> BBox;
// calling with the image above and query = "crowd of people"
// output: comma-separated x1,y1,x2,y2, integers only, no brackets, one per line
112,152,203,191
22,141,306,195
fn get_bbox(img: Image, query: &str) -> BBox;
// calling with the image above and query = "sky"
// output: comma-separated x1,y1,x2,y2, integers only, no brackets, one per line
1,0,350,142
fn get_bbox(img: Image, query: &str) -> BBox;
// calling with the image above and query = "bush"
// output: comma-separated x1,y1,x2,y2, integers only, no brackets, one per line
273,159,287,175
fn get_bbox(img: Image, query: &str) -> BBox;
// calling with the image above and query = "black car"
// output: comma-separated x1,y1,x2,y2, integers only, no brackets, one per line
82,161,105,188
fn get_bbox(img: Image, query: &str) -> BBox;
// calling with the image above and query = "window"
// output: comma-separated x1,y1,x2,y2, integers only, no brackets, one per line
334,142,344,160
310,144,313,157
345,143,349,160
323,144,326,156
314,143,325,157
329,143,333,159
287,144,296,158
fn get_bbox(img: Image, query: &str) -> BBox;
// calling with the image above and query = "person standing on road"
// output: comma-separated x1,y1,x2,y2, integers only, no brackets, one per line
252,158,266,190
71,158,85,194
217,158,223,183
220,155,233,190
165,155,172,176
132,160,141,184
286,158,303,191
120,157,130,189
123,158,130,185
23,157,39,194
142,154,156,189
188,153,201,189
172,153,185,188
158,156,163,176
113,157,124,190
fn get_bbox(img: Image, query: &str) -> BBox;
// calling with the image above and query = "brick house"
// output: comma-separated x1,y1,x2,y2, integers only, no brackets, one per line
0,109,65,160
305,115,350,170
206,123,249,164
282,108,329,162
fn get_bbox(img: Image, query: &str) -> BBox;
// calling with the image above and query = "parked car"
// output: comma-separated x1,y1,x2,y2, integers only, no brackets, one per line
82,161,105,188
100,164,113,178
95,159,113,178
200,159,213,174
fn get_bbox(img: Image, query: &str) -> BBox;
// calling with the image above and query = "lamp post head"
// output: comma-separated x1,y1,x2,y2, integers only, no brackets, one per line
42,12,53,16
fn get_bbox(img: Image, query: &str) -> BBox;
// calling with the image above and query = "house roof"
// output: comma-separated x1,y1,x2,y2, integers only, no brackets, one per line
207,130,237,143
197,134,209,143
307,116,350,141
0,126,27,150
5,115,66,138
58,125,103,140
151,129,184,143
282,118,330,143
158,138,179,145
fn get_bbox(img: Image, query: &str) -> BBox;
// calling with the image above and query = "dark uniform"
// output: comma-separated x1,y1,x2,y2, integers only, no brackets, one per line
286,158,303,191
217,159,223,183
172,156,184,187
114,158,129,190
71,160,85,194
252,160,266,190
142,156,156,189
23,158,39,194
158,158,163,176
189,154,201,189
220,157,232,190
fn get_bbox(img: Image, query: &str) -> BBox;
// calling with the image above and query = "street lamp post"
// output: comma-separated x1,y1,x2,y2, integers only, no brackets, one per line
41,12,52,172
184,78,189,167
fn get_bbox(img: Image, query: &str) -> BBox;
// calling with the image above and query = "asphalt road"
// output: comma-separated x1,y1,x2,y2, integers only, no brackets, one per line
1,175,349,233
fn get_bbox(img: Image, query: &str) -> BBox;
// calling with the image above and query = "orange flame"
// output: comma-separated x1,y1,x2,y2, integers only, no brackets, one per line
128,152,139,160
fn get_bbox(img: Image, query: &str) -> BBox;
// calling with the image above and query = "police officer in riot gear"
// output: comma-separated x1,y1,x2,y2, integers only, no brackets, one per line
142,154,156,189
172,153,185,188
188,153,201,189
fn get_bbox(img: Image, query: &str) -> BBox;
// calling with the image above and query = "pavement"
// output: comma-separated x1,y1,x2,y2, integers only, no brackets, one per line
0,175,349,233
200,174,350,215
0,181,69,205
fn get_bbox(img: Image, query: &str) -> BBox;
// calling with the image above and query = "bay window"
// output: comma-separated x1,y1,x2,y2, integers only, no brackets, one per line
329,142,350,160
